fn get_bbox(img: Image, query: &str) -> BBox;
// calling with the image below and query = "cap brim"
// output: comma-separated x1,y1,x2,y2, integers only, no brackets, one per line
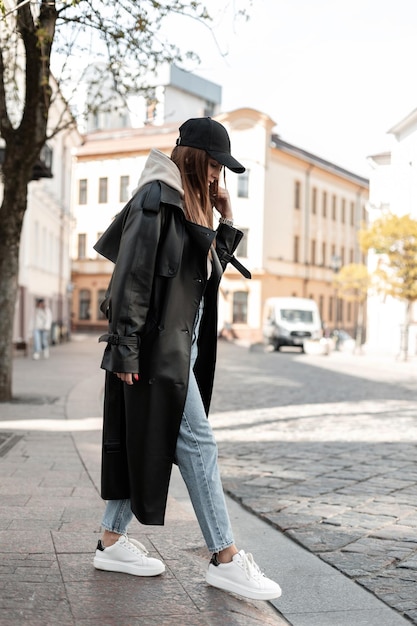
207,150,245,174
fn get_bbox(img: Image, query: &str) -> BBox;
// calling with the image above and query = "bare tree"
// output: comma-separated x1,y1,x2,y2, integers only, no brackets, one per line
0,0,252,400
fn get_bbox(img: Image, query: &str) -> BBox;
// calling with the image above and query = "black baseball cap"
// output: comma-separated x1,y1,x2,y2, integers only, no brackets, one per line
176,117,245,173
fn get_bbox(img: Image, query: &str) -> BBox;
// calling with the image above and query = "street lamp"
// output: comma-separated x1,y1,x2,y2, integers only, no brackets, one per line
330,254,342,328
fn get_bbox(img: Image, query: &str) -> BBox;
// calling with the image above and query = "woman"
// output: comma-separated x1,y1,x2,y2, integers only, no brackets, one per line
93,117,282,601
32,298,52,360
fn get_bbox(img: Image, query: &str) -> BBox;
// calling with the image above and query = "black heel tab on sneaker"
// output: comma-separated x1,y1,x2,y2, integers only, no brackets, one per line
210,553,220,566
97,540,105,551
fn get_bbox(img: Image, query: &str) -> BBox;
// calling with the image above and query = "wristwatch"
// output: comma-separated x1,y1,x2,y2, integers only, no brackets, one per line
218,217,234,227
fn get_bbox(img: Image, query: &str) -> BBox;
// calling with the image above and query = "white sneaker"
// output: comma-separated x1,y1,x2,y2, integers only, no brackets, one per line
206,550,282,600
93,535,165,577
33,353,40,360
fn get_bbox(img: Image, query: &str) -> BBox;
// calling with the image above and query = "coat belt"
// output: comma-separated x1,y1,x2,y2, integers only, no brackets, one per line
98,333,141,347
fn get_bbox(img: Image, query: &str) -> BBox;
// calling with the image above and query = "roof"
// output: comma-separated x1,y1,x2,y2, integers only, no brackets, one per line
74,123,179,158
271,135,369,187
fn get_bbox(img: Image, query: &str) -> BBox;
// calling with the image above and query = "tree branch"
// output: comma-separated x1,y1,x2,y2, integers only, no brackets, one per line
0,44,14,142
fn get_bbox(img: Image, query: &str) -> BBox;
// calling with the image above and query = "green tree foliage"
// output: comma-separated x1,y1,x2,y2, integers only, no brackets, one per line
0,0,250,400
359,213,417,301
333,263,370,350
358,212,417,359
333,263,370,303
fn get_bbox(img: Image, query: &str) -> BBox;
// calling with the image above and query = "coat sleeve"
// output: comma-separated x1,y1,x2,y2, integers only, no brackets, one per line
215,223,251,279
99,187,162,373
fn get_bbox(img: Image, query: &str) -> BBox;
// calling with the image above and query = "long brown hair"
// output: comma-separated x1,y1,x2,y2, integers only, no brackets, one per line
171,145,213,228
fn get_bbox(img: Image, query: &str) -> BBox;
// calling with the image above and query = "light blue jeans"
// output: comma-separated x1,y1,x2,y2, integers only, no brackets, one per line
101,300,235,554
33,329,49,354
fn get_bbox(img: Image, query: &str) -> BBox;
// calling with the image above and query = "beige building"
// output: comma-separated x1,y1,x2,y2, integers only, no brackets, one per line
70,108,369,342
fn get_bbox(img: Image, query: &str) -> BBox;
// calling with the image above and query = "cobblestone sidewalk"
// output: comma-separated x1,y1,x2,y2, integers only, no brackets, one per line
212,344,417,625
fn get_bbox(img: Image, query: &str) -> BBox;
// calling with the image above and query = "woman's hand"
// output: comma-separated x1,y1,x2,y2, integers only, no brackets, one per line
115,372,139,385
210,183,233,221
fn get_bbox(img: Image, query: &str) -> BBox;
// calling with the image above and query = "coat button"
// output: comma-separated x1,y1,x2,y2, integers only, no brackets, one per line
149,378,155,384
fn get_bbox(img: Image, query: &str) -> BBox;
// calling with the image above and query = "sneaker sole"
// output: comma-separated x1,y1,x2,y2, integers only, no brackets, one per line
206,571,282,600
93,556,165,577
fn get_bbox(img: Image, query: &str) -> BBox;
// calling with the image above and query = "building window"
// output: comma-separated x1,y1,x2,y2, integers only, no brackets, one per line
97,289,107,320
341,198,346,223
322,191,327,217
319,295,324,319
311,239,316,265
341,246,345,265
331,244,336,264
204,101,215,117
237,170,249,198
350,201,355,226
350,248,354,264
347,301,352,322
79,289,91,320
322,242,326,266
95,232,103,256
294,181,301,209
99,177,108,203
332,195,337,220
236,228,248,257
312,187,317,214
78,233,87,259
232,291,248,323
145,90,157,124
294,235,300,262
79,179,87,205
329,296,334,322
119,176,130,202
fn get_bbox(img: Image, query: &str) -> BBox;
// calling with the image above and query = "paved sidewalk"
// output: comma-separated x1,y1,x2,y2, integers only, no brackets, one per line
0,335,287,626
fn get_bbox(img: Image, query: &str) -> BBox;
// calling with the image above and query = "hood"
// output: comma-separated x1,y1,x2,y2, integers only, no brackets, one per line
132,149,184,198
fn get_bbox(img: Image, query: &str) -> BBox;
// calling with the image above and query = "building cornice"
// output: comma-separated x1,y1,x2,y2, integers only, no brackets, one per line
388,107,417,140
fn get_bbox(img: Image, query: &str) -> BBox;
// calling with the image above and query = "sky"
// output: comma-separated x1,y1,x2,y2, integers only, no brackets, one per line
165,0,417,178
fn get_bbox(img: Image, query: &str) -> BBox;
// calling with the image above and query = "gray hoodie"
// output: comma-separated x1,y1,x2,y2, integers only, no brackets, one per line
132,149,184,199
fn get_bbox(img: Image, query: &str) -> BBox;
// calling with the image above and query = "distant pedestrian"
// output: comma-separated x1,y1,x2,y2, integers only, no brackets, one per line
93,117,282,601
32,299,52,360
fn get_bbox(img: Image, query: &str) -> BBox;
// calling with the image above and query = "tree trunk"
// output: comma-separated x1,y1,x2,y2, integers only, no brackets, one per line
354,300,364,354
0,175,29,400
0,2,58,401
398,300,412,362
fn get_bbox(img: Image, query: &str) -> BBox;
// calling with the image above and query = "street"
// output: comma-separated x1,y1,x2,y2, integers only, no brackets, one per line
2,335,417,624
212,341,417,624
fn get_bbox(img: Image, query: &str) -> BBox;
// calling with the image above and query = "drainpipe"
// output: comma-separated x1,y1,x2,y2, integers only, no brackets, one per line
303,165,314,297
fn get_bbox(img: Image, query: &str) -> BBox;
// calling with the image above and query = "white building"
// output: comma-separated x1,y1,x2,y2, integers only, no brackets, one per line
367,107,417,356
12,92,82,350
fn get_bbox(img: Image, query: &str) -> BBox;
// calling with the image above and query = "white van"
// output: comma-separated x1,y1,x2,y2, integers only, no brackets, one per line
263,297,322,352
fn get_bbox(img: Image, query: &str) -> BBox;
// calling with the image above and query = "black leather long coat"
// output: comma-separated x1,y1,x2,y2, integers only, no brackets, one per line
94,180,249,525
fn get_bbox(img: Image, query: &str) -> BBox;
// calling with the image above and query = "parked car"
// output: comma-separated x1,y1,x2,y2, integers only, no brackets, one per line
330,329,355,352
263,297,322,352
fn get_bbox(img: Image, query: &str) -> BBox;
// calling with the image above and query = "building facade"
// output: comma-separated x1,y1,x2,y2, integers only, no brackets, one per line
367,107,417,355
70,107,369,342
7,93,82,351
